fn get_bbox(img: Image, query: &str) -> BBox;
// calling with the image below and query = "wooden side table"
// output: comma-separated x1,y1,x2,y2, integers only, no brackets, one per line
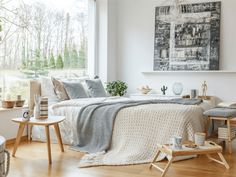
12,116,65,164
149,141,229,177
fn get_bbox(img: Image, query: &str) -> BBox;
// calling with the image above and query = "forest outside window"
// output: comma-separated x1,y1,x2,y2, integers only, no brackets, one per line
0,0,94,101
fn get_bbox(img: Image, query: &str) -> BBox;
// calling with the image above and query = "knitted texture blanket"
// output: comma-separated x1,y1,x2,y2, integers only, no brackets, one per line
74,99,202,153
78,103,204,167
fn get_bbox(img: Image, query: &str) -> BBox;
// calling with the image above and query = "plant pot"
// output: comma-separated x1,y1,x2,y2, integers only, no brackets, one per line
15,100,25,107
2,101,15,109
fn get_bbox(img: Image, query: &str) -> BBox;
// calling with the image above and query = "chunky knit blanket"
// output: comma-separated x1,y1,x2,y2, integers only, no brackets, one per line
78,103,204,167
74,99,202,153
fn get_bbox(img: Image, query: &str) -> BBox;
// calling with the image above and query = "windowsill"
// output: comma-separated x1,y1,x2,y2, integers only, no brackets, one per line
0,105,28,112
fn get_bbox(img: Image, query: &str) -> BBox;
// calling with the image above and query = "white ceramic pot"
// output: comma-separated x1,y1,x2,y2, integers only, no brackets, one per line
194,132,206,146
0,136,10,177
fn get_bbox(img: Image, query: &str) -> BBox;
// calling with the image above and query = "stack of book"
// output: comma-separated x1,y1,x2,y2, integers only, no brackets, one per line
40,97,48,119
218,126,236,140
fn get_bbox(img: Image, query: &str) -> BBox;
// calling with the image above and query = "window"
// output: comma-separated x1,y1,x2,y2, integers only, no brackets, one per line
0,0,95,101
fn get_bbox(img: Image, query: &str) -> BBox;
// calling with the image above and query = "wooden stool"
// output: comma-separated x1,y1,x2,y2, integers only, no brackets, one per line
149,141,229,177
206,116,236,153
12,116,65,164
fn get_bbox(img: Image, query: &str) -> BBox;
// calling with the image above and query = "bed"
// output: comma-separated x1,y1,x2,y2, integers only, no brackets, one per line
29,79,214,167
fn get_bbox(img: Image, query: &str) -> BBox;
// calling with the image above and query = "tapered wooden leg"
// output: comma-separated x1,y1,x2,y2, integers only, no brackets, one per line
12,123,26,157
45,125,52,164
205,117,210,137
54,123,64,152
227,119,232,154
29,125,33,141
149,150,160,169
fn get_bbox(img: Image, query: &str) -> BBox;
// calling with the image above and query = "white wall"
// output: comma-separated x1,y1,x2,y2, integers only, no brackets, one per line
115,0,236,101
96,0,117,82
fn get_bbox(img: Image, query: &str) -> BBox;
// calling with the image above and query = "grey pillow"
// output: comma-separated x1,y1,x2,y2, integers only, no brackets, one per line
85,79,107,98
51,77,69,100
62,81,89,99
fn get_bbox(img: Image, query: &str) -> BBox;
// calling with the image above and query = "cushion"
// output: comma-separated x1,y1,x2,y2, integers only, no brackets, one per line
85,79,107,98
40,77,59,103
62,81,89,99
51,77,69,100
203,108,236,118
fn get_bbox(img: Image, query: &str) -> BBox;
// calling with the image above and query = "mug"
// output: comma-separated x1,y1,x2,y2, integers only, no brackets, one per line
194,132,206,146
172,136,182,149
22,108,30,121
190,89,198,99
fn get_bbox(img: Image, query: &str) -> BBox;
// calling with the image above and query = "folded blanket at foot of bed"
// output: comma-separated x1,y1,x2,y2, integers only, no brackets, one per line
72,99,202,153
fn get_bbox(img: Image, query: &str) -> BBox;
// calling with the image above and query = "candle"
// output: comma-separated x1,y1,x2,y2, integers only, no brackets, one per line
17,95,21,101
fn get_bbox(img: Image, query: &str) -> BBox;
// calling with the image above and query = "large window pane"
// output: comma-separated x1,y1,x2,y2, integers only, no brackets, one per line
0,0,90,101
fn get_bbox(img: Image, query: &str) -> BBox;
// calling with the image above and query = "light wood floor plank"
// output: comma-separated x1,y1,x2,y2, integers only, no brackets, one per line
6,141,236,177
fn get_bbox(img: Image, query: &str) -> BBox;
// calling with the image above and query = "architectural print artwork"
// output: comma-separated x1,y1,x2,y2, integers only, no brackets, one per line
154,2,221,71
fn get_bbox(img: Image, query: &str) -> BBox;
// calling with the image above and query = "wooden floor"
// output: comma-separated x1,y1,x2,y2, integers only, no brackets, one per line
6,141,236,177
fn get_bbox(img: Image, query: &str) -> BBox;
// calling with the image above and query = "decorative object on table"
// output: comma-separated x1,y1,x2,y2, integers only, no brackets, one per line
201,81,208,99
161,85,168,95
172,136,182,149
22,108,31,121
194,132,206,146
0,136,10,177
1,101,15,109
15,95,25,107
172,82,183,95
190,89,198,99
137,85,152,94
33,94,41,119
106,80,128,96
153,1,221,71
40,97,48,119
2,93,15,108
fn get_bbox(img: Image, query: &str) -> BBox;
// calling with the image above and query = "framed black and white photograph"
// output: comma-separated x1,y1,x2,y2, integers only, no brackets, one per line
154,2,221,71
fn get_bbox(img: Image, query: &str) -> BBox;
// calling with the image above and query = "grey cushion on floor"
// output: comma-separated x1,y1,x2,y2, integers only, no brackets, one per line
204,107,236,118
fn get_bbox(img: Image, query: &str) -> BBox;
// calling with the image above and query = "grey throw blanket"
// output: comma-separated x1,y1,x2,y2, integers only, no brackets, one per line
73,98,202,153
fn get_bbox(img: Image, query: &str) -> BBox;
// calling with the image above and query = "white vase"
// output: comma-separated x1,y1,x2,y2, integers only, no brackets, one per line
34,104,40,119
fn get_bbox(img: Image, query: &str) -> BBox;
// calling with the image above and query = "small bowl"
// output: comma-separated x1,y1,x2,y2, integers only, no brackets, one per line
2,101,15,109
15,100,25,107
138,88,152,95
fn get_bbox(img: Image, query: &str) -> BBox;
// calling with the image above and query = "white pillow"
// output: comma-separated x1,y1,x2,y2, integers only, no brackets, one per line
40,77,60,103
217,102,236,108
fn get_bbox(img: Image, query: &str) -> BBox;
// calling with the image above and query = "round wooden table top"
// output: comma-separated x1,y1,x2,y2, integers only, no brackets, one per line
12,116,65,126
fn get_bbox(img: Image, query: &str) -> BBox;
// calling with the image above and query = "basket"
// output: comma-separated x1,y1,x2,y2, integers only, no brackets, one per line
218,126,236,139
15,100,25,107
2,101,15,109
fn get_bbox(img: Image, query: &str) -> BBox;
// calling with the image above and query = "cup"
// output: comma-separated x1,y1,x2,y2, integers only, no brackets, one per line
172,136,182,149
190,89,198,99
194,132,206,146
